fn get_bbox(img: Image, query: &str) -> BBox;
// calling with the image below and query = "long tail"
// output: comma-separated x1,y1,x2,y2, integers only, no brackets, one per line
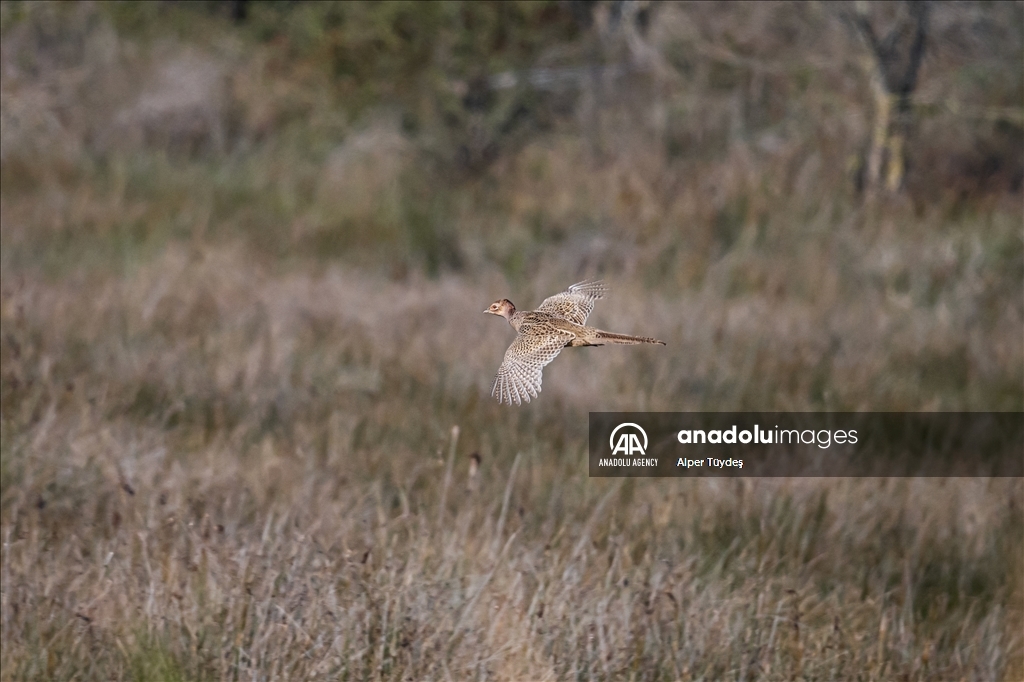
592,330,666,346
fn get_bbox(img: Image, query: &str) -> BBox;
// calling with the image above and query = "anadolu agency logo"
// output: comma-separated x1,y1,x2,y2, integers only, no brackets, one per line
610,423,648,456
591,412,1024,478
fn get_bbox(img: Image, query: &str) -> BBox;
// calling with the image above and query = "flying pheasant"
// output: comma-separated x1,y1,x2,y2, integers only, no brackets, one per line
484,280,665,405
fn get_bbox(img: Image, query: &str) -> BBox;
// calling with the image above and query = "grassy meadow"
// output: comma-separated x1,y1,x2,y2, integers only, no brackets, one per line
1,2,1022,679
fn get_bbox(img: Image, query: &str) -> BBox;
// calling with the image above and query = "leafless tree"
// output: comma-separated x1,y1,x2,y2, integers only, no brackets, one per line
844,1,930,195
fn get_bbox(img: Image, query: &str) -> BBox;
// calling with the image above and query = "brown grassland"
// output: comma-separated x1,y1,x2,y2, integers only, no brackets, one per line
1,2,1022,680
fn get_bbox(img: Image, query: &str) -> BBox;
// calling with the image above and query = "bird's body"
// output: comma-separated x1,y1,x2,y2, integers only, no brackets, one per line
484,280,665,405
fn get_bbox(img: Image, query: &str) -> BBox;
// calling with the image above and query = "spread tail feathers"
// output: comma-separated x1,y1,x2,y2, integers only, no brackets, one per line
593,330,666,346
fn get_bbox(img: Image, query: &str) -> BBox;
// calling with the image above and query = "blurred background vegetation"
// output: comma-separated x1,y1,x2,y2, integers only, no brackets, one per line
2,0,1021,280
1,1,1022,679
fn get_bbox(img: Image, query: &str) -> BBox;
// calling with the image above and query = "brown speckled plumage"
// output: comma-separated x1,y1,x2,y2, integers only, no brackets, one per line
483,281,665,405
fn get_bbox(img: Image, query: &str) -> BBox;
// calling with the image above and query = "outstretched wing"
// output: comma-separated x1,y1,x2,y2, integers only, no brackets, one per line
491,332,572,405
535,280,607,325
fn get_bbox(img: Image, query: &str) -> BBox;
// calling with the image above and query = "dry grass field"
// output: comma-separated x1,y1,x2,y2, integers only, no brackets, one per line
1,2,1022,680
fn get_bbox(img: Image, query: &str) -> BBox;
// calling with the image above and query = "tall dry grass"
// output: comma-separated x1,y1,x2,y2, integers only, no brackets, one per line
1,1,1022,680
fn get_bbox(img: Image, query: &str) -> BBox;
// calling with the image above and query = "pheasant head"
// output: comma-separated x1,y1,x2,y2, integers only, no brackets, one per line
484,299,516,321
